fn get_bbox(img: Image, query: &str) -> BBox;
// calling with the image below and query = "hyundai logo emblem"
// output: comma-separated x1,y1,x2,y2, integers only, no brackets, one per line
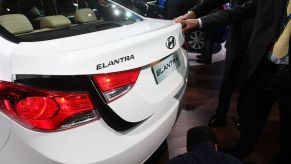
166,36,176,49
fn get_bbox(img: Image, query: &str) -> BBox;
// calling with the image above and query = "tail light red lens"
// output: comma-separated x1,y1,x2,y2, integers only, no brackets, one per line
0,81,98,131
16,97,59,119
92,68,140,102
55,94,94,112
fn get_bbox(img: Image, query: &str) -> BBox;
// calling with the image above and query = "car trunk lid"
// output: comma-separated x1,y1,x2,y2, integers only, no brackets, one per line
11,19,183,75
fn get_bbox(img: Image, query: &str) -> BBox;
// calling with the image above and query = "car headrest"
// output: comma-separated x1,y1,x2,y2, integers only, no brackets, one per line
0,14,33,34
74,8,97,24
27,6,41,19
40,15,71,28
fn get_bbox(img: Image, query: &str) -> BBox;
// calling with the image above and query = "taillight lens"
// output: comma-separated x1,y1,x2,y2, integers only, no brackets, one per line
0,81,98,131
92,68,140,103
16,97,59,119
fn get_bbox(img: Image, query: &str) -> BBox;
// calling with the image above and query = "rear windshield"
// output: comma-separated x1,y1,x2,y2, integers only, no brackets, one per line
0,0,143,42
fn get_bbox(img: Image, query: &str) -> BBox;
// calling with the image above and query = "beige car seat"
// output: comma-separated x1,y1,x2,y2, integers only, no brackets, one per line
40,15,71,28
74,8,97,24
0,14,33,34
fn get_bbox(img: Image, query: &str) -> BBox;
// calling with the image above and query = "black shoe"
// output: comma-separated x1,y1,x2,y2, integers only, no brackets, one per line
196,57,212,64
208,115,227,127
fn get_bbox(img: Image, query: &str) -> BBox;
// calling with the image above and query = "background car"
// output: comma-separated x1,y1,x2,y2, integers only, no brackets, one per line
0,0,188,163
134,0,230,53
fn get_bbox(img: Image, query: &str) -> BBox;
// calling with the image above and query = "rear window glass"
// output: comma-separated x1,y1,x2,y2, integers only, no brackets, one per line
0,0,143,42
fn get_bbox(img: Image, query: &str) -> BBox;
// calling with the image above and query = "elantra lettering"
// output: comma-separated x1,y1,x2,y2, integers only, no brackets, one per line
156,56,179,77
97,55,135,70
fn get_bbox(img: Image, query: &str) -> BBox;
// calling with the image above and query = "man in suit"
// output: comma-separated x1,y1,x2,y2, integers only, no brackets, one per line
170,0,224,67
176,0,254,127
177,0,290,163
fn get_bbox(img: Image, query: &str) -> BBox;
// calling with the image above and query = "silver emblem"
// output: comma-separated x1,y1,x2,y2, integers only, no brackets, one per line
166,36,176,49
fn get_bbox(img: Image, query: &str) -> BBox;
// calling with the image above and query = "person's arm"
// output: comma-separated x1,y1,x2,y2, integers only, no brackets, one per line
201,0,257,29
176,0,257,32
175,0,229,21
190,0,230,18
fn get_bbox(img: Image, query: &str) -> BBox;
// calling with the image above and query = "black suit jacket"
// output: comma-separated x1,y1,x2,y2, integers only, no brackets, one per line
190,0,229,18
201,0,290,83
166,0,198,19
191,0,254,51
190,0,254,81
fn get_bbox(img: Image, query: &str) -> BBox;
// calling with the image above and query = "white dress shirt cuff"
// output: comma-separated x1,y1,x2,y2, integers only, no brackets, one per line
198,18,203,29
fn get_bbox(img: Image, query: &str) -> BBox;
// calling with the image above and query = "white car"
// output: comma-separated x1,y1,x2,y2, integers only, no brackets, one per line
0,0,188,163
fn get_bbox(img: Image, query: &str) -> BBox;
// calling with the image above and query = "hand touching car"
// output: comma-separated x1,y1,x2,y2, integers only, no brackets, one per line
174,11,196,21
175,19,200,33
174,11,200,33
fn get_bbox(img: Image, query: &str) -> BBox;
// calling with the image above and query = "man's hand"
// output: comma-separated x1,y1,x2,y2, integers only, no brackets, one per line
174,11,196,21
176,19,199,33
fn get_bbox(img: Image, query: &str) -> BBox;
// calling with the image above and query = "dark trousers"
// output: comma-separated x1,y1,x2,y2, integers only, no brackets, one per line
215,48,244,118
200,29,216,60
235,60,291,162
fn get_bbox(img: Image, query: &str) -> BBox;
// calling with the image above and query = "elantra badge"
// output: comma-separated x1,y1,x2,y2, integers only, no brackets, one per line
166,36,176,49
96,55,135,70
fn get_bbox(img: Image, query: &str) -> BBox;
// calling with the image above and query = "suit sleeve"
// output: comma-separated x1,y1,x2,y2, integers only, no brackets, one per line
200,0,257,29
190,0,230,18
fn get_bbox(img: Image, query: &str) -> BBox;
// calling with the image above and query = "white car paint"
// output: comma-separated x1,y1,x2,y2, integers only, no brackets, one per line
0,114,10,151
0,8,188,164
11,19,181,75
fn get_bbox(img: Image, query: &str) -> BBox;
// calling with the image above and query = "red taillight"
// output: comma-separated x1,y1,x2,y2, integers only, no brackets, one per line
92,68,140,102
0,81,98,131
55,94,93,112
16,97,59,119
